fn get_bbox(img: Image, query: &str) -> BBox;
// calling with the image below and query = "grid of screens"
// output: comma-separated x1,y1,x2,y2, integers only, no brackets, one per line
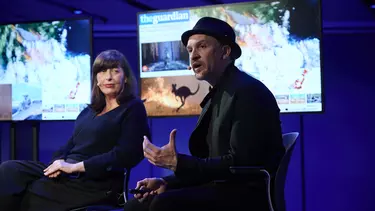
138,0,323,117
0,18,92,121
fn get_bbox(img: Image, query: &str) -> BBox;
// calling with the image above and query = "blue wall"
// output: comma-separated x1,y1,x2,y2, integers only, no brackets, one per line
1,13,375,211
303,33,375,211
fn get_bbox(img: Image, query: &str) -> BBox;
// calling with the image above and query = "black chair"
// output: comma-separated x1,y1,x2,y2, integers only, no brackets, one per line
229,132,299,211
70,168,131,211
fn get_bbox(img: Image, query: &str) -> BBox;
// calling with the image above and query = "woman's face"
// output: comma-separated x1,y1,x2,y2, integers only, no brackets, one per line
96,67,125,98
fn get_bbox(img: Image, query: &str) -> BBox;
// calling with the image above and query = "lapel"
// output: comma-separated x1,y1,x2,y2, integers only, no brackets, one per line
189,65,238,151
195,98,211,128
192,65,237,133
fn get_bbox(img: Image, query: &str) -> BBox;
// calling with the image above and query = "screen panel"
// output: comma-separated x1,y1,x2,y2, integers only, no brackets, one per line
138,0,323,117
0,17,92,121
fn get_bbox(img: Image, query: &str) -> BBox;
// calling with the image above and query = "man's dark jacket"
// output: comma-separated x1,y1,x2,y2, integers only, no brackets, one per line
164,64,285,188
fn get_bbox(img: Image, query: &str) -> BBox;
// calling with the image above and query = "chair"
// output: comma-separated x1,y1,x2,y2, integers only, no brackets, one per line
229,132,299,211
69,168,131,211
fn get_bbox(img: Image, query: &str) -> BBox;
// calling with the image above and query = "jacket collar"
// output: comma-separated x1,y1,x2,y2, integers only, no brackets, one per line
200,63,237,108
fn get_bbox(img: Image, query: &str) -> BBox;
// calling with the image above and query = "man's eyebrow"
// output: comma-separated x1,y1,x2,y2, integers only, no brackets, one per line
196,40,208,45
186,40,208,49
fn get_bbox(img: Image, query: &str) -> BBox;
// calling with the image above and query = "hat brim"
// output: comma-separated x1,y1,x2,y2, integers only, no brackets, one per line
181,29,242,59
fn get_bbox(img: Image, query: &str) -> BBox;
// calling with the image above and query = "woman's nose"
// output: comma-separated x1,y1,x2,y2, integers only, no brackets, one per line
105,72,113,80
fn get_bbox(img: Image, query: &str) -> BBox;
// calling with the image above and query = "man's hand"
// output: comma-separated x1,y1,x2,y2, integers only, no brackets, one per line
43,160,83,178
143,129,178,171
133,178,167,201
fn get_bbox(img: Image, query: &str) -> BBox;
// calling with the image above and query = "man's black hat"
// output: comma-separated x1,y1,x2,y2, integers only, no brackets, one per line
181,17,242,59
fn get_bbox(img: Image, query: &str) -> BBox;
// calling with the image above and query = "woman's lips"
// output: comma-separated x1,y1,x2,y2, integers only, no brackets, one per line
104,84,114,88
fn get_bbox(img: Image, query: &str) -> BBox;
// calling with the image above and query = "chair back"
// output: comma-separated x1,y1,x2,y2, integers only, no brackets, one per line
273,132,299,211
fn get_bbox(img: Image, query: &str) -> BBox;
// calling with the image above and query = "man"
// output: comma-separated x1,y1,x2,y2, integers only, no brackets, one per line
124,17,285,211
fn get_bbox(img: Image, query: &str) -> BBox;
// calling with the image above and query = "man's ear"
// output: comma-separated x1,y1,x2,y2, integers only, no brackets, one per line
222,45,232,60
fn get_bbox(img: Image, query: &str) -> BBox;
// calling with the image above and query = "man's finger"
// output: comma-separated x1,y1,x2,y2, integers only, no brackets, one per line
135,181,143,190
142,136,149,149
143,192,149,199
143,137,160,153
136,178,148,190
169,129,177,149
134,193,142,199
144,150,157,164
143,140,162,158
143,145,158,158
143,136,153,147
147,158,157,166
136,182,141,190
143,147,159,162
143,148,154,161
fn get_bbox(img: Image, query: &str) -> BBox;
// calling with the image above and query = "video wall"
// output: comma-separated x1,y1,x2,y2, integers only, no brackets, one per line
138,0,323,116
0,18,92,121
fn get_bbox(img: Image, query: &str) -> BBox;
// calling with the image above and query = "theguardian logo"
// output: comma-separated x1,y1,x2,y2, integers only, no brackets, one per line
139,10,190,25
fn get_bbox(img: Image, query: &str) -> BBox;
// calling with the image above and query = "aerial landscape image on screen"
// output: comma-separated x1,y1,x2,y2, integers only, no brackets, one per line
0,19,91,120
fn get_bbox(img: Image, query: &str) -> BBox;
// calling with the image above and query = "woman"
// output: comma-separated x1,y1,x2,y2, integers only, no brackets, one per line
0,50,150,211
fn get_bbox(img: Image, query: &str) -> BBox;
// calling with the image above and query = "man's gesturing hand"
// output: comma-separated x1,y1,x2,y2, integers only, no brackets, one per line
143,129,178,171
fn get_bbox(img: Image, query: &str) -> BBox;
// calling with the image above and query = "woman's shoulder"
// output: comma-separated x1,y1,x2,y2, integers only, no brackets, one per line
76,104,93,119
119,96,146,113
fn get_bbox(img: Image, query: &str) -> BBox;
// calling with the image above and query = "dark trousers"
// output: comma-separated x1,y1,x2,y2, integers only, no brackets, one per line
123,182,269,211
0,160,116,211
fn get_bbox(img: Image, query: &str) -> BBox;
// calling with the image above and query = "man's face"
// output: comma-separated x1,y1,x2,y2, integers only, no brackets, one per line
186,34,223,81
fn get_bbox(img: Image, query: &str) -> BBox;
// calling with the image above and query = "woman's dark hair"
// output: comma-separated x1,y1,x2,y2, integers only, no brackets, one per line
90,50,137,113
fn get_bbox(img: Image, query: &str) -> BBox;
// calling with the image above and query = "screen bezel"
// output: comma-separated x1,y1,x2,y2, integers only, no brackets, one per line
136,0,324,118
0,16,93,122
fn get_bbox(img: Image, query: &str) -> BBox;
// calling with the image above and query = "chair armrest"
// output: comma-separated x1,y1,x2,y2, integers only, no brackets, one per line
229,166,267,175
229,166,274,211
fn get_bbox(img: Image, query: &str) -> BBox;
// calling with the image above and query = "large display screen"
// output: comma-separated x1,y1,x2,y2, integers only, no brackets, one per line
138,0,323,116
0,18,92,121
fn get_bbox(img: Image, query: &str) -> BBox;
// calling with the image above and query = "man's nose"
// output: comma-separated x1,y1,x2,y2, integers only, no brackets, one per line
190,50,200,61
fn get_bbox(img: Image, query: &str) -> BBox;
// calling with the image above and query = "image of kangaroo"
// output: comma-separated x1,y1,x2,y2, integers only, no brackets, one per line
171,83,200,112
